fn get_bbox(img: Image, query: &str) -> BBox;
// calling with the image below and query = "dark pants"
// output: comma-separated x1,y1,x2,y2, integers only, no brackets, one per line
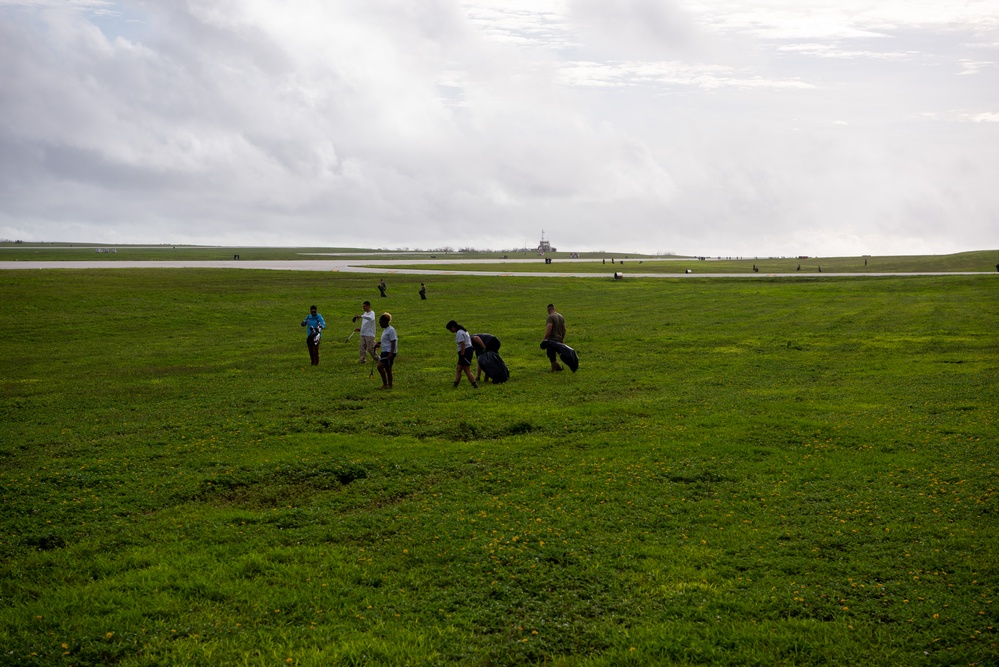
546,339,562,365
307,339,320,365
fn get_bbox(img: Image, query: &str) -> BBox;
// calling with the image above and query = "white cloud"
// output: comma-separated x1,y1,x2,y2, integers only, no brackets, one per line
958,58,997,74
963,112,999,122
777,43,918,60
557,60,814,89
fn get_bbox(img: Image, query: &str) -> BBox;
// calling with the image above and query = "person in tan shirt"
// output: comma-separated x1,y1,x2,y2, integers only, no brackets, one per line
542,304,566,372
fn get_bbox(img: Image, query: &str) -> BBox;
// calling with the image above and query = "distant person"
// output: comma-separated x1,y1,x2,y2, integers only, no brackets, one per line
818,266,822,273
542,303,567,372
353,300,376,364
378,279,387,297
374,313,397,389
419,282,427,300
300,305,325,366
446,320,479,388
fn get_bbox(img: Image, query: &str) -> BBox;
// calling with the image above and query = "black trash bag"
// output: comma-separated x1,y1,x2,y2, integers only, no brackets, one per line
477,350,510,383
539,340,579,372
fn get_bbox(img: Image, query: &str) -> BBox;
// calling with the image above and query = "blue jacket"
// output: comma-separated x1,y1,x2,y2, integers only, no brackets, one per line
302,313,325,335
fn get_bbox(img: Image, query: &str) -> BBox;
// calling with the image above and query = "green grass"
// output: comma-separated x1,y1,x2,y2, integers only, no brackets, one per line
380,250,999,274
1,269,997,666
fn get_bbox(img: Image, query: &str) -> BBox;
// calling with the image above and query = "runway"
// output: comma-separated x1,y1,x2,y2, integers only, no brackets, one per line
0,259,991,278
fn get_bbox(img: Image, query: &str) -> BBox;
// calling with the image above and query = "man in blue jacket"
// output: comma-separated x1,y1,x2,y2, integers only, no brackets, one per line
301,305,326,366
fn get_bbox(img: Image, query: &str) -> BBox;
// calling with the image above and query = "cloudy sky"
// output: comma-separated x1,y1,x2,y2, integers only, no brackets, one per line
1,0,997,256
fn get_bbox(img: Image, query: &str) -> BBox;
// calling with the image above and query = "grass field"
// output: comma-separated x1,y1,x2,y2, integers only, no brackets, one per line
1,268,997,666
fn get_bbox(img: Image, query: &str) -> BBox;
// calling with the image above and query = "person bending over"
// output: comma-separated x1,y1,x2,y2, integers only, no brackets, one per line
471,333,500,382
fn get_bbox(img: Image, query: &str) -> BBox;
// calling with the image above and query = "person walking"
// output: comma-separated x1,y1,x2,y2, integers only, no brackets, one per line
378,279,387,297
446,320,478,388
542,304,566,372
374,313,397,389
353,300,377,363
419,282,427,300
301,305,325,366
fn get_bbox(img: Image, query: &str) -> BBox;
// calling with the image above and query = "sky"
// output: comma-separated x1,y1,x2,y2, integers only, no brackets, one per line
1,0,997,256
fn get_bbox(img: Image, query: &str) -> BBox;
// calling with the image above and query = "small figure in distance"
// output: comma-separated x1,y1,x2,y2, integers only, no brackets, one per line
374,313,397,389
353,300,376,364
419,282,427,300
378,279,387,298
542,303,566,372
301,305,325,366
446,320,478,389
796,264,801,271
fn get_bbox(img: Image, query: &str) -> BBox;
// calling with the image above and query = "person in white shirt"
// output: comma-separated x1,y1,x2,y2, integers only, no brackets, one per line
353,301,377,363
446,320,478,389
374,313,397,390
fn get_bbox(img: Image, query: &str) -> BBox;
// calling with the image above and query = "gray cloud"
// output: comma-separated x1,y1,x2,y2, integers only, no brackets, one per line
1,0,997,255
568,0,700,58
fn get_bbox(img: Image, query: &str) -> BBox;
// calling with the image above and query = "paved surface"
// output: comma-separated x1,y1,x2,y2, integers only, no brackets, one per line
0,259,992,278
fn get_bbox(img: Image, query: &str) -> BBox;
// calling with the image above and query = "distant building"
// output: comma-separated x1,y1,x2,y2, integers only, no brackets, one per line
537,230,556,255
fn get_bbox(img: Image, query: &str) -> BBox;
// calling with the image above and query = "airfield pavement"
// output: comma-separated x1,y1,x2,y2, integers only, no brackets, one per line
0,257,992,278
